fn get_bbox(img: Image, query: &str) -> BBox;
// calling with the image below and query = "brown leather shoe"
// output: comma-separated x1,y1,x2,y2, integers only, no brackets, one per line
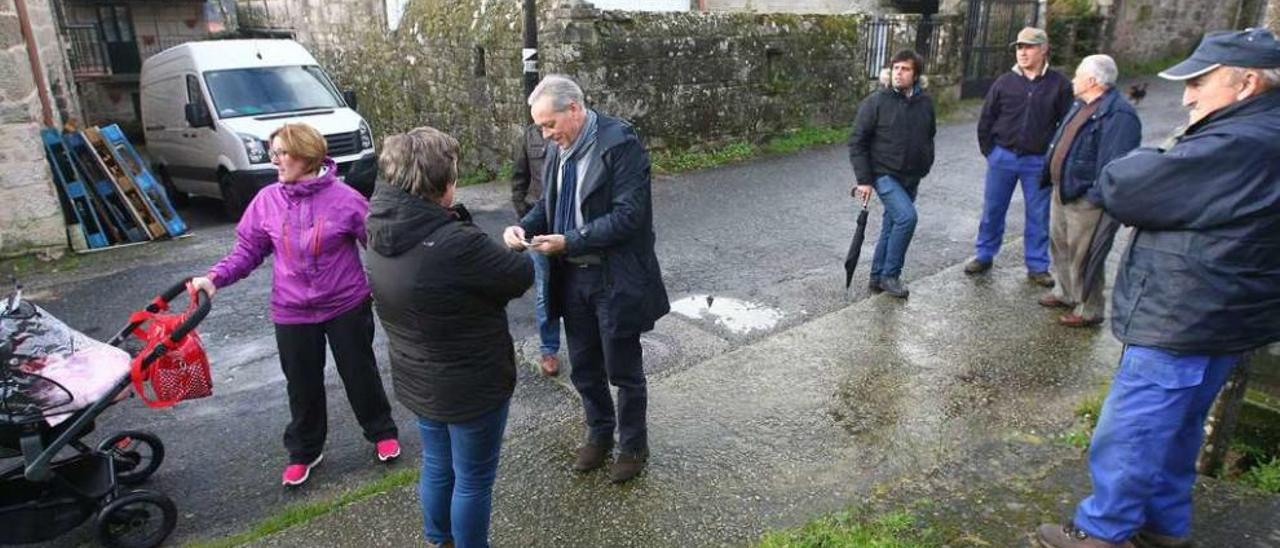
1059,313,1104,327
1036,522,1135,547
1028,271,1056,288
540,354,560,377
609,449,649,483
1039,293,1073,309
573,441,613,472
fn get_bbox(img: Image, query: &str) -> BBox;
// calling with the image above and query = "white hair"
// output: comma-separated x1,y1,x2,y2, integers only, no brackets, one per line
527,74,584,111
1077,54,1119,87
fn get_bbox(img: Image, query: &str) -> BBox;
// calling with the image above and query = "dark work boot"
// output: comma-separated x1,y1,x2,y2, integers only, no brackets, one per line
1027,271,1056,288
879,277,909,299
609,448,649,483
573,440,613,472
869,277,883,294
1131,530,1192,548
964,257,992,274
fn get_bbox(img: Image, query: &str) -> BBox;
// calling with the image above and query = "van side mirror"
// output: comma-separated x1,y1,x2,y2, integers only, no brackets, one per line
343,90,358,111
185,103,213,128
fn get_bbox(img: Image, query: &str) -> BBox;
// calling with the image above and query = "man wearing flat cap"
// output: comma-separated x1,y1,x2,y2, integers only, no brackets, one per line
1036,28,1280,548
967,27,1074,288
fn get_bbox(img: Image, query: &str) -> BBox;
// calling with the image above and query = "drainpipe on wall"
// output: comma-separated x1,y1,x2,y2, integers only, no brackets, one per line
522,0,539,102
15,0,55,127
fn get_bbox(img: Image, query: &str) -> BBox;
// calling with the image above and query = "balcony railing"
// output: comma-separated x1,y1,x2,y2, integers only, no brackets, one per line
65,24,109,76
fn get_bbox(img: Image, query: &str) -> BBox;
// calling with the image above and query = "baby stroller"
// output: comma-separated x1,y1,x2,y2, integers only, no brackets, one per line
1,279,210,547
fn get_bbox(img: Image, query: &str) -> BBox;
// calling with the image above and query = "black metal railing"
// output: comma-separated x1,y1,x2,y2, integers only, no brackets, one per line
862,17,945,80
65,24,109,76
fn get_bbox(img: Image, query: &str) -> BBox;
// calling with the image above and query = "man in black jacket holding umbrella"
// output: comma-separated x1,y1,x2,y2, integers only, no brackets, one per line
848,49,937,298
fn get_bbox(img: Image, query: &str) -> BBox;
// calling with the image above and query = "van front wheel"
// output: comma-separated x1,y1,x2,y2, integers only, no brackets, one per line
219,173,245,221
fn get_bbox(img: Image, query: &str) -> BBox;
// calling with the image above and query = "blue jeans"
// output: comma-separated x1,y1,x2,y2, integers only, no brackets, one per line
531,253,561,356
418,401,510,548
975,145,1050,272
1074,346,1242,542
868,175,919,280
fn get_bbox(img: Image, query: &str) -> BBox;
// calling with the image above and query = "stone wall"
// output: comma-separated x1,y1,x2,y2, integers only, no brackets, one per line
1106,0,1247,64
0,0,71,257
310,0,963,174
701,0,882,13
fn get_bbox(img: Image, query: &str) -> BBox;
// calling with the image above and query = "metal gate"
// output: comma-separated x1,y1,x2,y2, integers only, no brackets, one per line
961,0,1040,99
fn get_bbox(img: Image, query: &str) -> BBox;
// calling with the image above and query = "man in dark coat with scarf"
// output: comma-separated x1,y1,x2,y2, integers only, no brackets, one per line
503,74,670,484
1036,28,1280,548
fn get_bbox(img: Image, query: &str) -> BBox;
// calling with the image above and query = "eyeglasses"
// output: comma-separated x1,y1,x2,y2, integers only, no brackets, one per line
269,148,289,159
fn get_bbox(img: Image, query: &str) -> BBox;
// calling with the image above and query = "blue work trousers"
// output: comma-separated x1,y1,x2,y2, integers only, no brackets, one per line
1074,346,1242,542
975,145,1051,272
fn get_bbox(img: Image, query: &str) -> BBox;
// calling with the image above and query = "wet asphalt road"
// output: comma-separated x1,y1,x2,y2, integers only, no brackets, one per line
13,78,1188,546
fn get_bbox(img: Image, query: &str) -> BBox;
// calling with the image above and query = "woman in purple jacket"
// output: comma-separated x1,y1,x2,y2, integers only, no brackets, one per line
191,123,399,487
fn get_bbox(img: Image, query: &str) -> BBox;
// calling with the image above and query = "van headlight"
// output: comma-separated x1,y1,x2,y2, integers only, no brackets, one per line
359,121,373,151
240,134,269,164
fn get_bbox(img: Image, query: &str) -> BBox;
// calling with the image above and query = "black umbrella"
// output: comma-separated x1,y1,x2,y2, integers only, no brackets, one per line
844,196,871,289
1079,213,1123,298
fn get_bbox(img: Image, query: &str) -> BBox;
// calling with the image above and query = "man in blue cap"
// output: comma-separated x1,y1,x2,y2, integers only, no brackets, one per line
1036,28,1280,548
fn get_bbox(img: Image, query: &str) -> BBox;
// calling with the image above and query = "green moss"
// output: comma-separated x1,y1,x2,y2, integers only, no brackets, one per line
758,510,941,548
763,126,847,154
1240,457,1280,493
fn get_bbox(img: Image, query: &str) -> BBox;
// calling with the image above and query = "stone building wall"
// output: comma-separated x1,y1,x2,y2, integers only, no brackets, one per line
311,0,963,174
701,0,883,14
1106,0,1248,64
0,0,72,257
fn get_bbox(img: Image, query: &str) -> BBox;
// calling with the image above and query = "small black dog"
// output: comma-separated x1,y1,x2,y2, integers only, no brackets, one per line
1128,82,1148,105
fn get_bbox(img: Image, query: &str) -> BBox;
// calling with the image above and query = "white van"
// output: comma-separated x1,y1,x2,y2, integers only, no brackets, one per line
141,39,376,219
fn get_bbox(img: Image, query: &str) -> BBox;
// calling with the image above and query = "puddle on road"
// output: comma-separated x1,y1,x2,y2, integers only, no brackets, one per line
669,294,784,336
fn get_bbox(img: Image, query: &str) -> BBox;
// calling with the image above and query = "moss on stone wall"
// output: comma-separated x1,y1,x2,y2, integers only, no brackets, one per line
311,2,962,177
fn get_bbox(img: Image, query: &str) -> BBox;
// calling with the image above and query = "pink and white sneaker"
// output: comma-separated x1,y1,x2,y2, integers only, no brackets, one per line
281,454,323,486
375,438,401,462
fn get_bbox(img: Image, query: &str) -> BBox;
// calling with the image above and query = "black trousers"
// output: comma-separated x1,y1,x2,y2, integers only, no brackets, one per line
274,300,397,464
561,265,648,453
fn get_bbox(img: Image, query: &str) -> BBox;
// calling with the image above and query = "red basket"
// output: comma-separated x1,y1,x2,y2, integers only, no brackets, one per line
128,284,212,408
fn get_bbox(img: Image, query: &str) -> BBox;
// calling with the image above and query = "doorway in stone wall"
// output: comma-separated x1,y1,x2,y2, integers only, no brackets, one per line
961,0,1040,98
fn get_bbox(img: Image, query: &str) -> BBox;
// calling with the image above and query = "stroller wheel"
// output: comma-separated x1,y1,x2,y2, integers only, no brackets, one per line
98,431,165,485
95,490,177,548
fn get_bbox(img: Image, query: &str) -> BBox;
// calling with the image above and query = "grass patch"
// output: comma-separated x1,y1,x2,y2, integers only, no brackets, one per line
457,162,514,187
1073,382,1109,430
188,467,419,548
763,126,848,155
1240,456,1280,493
758,510,941,548
651,141,757,174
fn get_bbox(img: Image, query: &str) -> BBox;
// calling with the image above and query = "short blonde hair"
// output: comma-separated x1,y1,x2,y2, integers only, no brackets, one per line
378,126,459,200
269,123,327,174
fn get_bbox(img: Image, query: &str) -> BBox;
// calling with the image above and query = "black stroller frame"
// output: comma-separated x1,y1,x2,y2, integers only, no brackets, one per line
1,279,210,547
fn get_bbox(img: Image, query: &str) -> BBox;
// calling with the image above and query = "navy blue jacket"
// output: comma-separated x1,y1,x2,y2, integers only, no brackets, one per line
1099,90,1280,354
977,67,1073,157
521,113,670,338
1042,88,1142,204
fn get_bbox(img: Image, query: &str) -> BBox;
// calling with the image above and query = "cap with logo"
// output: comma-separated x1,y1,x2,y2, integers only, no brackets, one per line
1159,27,1280,81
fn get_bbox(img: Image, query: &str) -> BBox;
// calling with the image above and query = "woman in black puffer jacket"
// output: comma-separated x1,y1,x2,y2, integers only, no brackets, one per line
364,126,532,548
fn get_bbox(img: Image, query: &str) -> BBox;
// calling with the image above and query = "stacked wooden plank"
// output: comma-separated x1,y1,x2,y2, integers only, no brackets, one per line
41,124,187,252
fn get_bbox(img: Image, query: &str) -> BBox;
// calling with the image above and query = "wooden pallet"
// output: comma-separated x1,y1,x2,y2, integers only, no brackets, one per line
63,131,149,244
98,124,187,237
81,127,165,240
41,129,109,250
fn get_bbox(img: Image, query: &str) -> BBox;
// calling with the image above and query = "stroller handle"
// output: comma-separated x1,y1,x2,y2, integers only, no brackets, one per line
150,278,212,344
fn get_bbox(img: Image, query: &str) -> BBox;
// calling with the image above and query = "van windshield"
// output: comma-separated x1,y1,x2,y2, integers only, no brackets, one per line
203,65,343,119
